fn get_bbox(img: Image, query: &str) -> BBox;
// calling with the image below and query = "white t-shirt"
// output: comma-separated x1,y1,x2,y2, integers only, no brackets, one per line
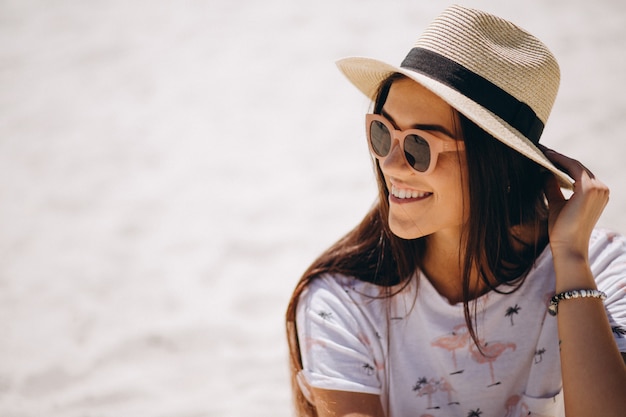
296,229,626,417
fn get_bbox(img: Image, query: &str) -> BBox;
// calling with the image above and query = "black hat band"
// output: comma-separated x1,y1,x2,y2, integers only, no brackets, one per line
401,47,544,144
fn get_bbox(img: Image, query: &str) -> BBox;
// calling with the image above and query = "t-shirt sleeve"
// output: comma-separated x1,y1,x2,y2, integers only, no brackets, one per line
590,229,626,352
295,275,383,395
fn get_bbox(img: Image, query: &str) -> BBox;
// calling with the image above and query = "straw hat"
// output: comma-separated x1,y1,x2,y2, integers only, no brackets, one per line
337,4,573,188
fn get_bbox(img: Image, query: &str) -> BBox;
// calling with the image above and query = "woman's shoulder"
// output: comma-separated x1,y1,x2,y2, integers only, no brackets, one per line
588,228,626,265
589,227,626,249
524,228,625,294
587,229,626,349
296,273,396,341
586,228,626,298
297,273,405,325
300,273,392,304
537,228,626,266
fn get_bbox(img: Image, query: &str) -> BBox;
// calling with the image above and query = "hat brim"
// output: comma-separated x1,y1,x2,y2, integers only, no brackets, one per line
336,57,574,190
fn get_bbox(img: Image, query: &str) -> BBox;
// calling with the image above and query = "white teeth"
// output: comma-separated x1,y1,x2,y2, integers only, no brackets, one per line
391,185,429,199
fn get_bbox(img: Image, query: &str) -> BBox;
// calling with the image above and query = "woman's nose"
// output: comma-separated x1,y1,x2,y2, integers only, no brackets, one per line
381,139,410,175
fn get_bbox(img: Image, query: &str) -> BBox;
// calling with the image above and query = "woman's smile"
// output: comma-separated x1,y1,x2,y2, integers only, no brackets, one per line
389,184,432,203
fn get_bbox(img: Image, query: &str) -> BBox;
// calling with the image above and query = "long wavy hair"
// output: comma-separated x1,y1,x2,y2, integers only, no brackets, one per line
285,73,549,416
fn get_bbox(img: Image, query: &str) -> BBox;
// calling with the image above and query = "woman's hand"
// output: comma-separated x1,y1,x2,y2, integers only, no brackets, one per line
541,147,610,260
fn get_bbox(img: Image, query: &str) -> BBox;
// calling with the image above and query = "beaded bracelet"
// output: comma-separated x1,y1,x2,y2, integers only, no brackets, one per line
548,289,607,316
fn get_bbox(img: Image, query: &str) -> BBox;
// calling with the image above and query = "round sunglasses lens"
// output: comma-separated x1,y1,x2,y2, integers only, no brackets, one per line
370,120,391,157
404,134,431,172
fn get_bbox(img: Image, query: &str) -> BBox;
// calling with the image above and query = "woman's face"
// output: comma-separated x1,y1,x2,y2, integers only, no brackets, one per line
378,78,469,241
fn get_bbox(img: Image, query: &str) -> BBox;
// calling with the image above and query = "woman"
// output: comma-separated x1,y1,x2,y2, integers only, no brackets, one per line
286,5,626,417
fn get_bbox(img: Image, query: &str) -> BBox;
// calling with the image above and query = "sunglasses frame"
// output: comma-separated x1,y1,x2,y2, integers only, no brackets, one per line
365,113,465,175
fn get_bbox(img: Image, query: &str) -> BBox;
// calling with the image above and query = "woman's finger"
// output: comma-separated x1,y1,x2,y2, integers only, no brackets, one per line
540,146,595,182
543,172,566,204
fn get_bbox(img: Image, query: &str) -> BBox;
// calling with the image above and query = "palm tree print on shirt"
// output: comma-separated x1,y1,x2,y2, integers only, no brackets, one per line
504,304,521,326
467,408,482,417
412,376,459,409
534,348,546,364
612,326,626,338
362,363,375,376
317,311,332,320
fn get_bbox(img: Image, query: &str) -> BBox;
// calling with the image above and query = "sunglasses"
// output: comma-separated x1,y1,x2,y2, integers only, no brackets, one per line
366,114,465,174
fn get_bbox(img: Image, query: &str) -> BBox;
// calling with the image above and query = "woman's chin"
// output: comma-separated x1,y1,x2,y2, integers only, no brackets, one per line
389,220,427,240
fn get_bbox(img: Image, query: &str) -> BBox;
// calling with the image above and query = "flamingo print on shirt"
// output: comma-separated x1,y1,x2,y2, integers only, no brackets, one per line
469,340,516,387
413,377,440,410
431,324,470,375
503,395,529,417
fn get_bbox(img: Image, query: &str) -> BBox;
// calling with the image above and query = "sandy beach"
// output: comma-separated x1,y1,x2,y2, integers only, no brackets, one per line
0,0,625,416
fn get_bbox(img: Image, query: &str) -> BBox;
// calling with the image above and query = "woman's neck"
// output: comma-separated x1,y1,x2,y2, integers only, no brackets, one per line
420,230,477,305
420,222,548,305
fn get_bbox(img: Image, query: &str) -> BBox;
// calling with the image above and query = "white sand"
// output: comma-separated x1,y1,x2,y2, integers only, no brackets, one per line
0,0,624,415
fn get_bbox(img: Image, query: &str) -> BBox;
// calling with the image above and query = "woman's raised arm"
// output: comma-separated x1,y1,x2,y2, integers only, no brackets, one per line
543,147,626,416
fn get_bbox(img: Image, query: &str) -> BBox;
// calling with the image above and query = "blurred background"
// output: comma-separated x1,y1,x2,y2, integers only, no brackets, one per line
1,0,625,416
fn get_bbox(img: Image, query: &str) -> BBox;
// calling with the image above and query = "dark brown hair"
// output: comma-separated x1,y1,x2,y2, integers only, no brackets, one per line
285,73,548,416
